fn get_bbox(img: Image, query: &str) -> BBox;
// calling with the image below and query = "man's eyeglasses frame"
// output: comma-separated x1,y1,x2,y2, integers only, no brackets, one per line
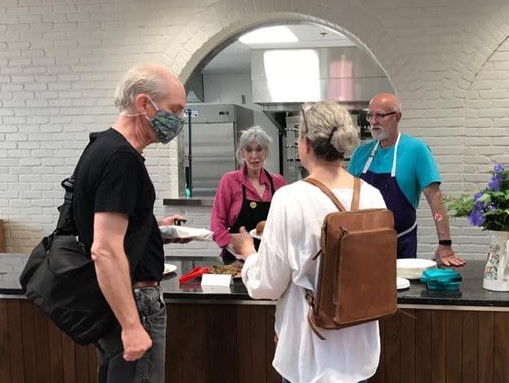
366,111,398,121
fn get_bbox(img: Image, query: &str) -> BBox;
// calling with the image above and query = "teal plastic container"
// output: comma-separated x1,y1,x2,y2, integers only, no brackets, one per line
420,268,462,291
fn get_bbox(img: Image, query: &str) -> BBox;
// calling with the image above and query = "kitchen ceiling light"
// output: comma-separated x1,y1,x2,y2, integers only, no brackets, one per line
239,26,298,45
263,49,321,102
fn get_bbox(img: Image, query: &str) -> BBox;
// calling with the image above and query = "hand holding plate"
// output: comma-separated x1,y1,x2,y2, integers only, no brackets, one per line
230,227,256,260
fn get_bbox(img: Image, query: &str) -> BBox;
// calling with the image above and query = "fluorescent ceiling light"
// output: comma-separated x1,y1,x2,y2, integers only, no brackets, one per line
239,26,298,45
264,49,321,102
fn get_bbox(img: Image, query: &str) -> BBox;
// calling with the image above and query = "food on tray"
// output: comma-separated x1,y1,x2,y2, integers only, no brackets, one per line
208,263,243,278
255,220,266,236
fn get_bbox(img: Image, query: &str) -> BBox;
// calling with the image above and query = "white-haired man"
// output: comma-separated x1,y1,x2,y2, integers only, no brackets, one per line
348,93,464,266
73,63,188,382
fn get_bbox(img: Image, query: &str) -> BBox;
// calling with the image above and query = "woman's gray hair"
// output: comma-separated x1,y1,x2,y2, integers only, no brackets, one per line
114,64,169,112
235,126,272,164
299,101,358,161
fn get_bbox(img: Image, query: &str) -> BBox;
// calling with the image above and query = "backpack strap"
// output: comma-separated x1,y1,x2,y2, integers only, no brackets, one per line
351,177,361,211
304,177,361,212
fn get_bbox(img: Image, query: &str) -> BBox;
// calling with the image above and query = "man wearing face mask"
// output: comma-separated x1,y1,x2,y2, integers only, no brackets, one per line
72,63,189,383
348,93,464,267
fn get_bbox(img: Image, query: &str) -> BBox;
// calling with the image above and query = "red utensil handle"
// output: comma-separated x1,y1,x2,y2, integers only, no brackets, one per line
179,266,208,283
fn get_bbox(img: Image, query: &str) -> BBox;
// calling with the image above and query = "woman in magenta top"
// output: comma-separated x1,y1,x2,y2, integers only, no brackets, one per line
210,126,287,264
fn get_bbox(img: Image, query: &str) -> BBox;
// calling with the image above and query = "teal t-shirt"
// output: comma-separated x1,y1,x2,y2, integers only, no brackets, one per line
347,134,441,209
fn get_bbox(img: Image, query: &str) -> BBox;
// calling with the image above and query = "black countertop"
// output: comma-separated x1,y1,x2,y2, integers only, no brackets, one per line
162,198,214,207
2,253,509,310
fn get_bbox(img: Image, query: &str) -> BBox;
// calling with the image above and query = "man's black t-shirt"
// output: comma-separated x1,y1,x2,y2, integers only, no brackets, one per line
73,128,164,281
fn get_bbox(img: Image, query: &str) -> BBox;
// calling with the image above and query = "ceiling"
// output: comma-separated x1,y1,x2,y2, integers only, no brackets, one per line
202,23,356,75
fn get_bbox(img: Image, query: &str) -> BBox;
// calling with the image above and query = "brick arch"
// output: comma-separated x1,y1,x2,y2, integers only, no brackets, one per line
435,11,509,256
442,8,509,101
462,35,509,191
165,0,397,90
439,9,509,194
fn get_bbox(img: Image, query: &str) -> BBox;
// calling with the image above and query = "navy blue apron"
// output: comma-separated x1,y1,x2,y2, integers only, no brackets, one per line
220,169,275,265
360,134,417,258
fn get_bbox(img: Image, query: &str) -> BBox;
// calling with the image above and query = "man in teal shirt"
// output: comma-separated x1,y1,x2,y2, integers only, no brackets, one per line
348,93,464,266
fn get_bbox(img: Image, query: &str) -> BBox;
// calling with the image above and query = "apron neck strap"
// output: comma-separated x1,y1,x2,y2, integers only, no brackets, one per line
361,132,401,177
361,140,379,174
391,133,401,177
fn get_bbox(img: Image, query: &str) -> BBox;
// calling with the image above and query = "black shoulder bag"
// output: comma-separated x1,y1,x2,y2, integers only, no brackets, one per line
19,139,152,345
19,175,115,345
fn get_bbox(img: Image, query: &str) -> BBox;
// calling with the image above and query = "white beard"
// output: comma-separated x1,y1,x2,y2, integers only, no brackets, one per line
370,127,389,141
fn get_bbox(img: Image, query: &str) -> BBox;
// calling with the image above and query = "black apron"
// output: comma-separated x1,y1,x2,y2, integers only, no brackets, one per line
221,169,275,265
360,134,417,258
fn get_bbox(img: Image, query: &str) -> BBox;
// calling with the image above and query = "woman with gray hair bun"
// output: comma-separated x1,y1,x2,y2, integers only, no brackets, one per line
210,126,286,264
229,101,386,383
300,101,358,161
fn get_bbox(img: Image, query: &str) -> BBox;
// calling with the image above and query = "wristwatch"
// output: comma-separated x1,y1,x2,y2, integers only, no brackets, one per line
438,239,452,246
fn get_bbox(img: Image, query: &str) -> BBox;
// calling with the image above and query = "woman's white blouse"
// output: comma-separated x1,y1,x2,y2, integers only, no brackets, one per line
242,179,387,383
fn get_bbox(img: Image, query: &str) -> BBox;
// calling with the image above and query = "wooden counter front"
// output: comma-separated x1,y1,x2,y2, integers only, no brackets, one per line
3,299,509,383
3,256,509,382
0,299,279,383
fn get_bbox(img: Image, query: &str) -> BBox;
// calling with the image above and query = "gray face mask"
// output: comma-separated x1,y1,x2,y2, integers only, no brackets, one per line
146,98,185,144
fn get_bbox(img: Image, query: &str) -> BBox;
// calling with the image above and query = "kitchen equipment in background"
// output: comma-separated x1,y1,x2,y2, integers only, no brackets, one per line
178,104,254,197
279,107,370,184
357,109,372,143
251,46,392,105
283,114,306,182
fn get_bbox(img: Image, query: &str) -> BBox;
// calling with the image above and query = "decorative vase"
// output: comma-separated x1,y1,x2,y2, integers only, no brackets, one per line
483,230,509,292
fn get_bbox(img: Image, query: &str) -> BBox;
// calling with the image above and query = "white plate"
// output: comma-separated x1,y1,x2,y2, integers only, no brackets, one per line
396,258,437,280
163,263,177,275
249,228,262,240
397,277,410,290
159,225,213,241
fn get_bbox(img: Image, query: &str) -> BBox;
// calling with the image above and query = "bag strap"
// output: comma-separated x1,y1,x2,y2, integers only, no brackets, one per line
351,178,360,211
303,177,361,211
54,136,96,234
304,289,326,340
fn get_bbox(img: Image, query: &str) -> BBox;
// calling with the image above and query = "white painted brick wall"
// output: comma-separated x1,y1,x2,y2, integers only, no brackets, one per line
2,0,509,261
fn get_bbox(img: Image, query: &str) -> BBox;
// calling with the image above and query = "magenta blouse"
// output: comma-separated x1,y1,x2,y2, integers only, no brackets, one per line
210,165,286,249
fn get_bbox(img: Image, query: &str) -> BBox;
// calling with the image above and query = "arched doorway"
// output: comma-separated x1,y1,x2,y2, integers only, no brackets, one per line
179,21,394,197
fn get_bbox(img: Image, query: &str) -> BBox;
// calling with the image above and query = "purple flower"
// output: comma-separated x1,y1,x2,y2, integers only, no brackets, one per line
468,208,485,227
473,192,484,202
449,163,509,231
488,173,503,191
473,200,485,210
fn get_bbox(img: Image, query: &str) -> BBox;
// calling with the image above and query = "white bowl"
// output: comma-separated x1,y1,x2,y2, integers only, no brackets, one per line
249,228,262,240
397,277,410,290
396,258,437,280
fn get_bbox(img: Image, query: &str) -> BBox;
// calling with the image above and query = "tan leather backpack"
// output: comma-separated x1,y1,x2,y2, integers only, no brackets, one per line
304,177,397,339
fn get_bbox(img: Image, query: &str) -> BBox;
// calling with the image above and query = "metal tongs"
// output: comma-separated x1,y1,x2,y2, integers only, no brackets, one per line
178,266,209,283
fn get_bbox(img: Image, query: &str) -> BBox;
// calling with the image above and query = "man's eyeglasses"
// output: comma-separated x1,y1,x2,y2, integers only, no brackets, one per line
366,111,397,121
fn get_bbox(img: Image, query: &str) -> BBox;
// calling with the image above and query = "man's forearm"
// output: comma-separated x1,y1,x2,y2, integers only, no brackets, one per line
92,247,141,330
424,184,452,241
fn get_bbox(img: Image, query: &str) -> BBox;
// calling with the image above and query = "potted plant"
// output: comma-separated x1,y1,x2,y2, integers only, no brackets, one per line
446,164,509,291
